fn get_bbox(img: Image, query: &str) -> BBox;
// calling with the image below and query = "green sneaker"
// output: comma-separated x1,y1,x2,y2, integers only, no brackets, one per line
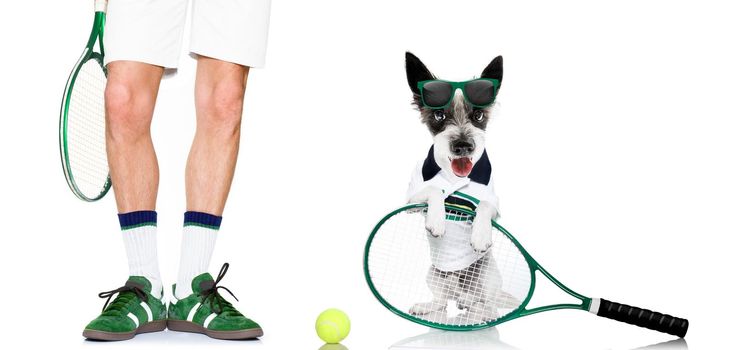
167,263,263,340
83,276,167,341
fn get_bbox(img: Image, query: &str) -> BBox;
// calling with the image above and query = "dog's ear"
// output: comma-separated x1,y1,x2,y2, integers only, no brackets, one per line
480,55,503,85
406,52,435,96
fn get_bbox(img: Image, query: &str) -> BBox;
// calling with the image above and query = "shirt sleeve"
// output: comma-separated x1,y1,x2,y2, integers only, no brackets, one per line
487,175,500,217
480,174,501,217
406,163,427,202
406,163,454,202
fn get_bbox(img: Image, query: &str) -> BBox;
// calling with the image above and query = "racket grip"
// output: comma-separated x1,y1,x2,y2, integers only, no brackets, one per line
595,298,688,337
95,0,108,12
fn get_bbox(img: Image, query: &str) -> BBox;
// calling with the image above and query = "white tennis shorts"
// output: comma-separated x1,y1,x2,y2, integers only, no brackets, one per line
104,0,271,69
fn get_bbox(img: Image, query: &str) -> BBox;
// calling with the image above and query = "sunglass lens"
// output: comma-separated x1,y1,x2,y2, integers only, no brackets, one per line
421,81,453,108
464,80,495,107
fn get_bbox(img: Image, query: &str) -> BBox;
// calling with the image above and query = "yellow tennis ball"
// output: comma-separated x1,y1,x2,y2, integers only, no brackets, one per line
315,308,350,344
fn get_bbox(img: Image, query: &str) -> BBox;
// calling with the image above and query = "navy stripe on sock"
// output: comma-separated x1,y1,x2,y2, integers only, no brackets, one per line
118,211,157,230
184,211,222,229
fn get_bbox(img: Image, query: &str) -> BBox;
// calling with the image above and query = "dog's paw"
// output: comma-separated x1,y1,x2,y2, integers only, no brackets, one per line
456,296,473,310
466,302,499,322
409,301,446,315
470,224,493,253
425,212,446,238
456,292,484,311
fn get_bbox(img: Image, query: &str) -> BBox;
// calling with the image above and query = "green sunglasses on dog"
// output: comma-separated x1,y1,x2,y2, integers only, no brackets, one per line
417,78,501,109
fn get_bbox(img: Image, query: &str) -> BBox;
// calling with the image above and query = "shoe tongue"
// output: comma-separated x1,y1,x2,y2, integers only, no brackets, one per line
192,273,215,294
126,276,152,294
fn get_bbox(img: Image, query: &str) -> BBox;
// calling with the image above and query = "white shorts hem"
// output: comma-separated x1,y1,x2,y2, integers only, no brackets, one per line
189,50,265,69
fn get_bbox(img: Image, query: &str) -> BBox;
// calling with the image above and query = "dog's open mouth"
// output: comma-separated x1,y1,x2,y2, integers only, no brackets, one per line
450,157,473,177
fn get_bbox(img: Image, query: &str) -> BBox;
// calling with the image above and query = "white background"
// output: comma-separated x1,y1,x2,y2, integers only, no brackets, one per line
0,0,732,349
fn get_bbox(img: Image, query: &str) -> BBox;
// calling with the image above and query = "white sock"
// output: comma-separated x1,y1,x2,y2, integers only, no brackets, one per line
175,211,221,298
118,211,163,297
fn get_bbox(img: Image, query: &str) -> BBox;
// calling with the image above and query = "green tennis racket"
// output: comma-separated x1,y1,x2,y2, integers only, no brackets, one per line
59,0,110,201
364,204,688,337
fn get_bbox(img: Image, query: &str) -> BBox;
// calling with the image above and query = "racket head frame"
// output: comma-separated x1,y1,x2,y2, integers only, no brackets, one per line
58,9,109,201
363,203,592,331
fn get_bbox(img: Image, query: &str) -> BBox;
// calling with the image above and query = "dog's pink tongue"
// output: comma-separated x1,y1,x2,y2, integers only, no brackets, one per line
451,158,473,177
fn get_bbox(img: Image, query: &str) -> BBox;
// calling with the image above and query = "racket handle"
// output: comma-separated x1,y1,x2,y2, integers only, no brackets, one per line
593,298,688,337
95,0,108,13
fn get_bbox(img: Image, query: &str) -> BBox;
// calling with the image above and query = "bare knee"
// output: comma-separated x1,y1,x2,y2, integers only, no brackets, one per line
105,81,155,143
196,81,246,135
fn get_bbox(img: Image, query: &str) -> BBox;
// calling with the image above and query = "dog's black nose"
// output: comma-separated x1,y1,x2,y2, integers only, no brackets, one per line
450,140,474,157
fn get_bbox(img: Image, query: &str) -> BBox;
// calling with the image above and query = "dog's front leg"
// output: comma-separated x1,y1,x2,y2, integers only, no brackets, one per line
409,186,446,237
471,201,496,253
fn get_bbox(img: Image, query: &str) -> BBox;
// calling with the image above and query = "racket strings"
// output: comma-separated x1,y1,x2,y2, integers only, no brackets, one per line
64,59,108,199
367,207,532,327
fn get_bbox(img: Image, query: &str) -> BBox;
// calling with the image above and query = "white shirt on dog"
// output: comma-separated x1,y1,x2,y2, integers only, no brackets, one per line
406,146,500,272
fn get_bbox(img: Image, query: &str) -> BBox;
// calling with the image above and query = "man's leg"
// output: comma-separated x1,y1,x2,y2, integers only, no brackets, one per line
106,61,165,296
83,61,168,341
175,56,249,298
187,56,249,214
106,61,164,212
167,56,262,339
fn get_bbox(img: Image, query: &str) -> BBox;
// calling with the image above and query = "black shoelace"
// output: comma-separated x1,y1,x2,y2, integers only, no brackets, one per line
98,283,148,311
200,263,240,314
